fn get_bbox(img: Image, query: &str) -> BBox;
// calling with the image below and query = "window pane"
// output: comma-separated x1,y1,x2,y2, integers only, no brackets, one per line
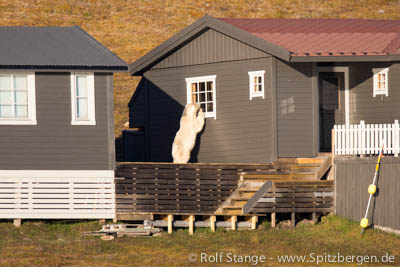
258,76,262,84
199,82,205,92
0,75,11,91
76,76,88,97
0,91,12,105
253,76,258,84
207,81,213,91
15,105,28,118
0,105,13,118
15,91,27,105
254,84,258,92
200,103,206,112
199,92,205,102
191,83,198,93
77,98,88,119
206,91,213,102
207,103,213,112
258,84,263,92
14,75,27,90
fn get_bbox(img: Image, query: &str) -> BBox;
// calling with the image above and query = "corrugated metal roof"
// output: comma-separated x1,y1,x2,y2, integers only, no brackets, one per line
0,26,127,69
219,18,400,56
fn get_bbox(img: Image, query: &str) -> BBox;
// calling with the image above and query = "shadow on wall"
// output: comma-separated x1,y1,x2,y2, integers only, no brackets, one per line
125,78,205,163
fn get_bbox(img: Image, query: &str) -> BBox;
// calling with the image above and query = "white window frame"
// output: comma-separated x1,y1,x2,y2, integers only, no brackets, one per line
373,68,389,97
0,72,36,125
248,70,265,100
185,75,217,119
70,72,96,125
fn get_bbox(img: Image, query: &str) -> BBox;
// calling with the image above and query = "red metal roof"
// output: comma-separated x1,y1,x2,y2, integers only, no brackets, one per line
219,18,400,56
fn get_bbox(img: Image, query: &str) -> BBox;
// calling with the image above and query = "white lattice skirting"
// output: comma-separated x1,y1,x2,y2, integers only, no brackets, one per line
0,171,115,219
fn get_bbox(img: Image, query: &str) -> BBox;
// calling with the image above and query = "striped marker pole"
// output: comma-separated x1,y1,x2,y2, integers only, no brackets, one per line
360,138,384,234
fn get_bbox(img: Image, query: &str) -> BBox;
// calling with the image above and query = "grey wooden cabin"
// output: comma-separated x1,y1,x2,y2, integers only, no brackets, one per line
127,15,400,163
0,26,127,171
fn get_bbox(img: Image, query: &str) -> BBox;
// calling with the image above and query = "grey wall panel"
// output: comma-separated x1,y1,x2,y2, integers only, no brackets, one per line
0,72,112,170
347,62,400,124
152,29,270,69
276,60,314,157
143,57,274,163
335,157,400,231
130,78,148,128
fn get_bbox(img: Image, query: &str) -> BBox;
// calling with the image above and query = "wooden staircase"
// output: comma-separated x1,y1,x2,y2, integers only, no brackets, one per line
216,154,332,215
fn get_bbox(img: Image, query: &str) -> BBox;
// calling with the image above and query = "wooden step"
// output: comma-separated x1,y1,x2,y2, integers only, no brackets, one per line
297,158,322,164
231,199,248,206
290,167,319,173
296,163,321,167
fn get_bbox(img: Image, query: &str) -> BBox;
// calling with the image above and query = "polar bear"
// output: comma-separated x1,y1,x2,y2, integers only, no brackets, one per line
172,103,205,163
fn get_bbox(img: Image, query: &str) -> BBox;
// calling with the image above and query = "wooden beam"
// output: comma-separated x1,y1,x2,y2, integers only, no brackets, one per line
188,215,195,235
167,214,173,234
271,212,276,228
251,216,258,230
210,215,216,232
231,216,237,231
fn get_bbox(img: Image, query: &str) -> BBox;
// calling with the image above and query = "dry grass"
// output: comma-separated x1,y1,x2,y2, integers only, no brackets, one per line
0,215,398,266
1,0,400,136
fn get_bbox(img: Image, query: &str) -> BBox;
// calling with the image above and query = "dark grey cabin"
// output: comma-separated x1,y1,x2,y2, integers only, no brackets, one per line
0,26,127,170
127,16,400,163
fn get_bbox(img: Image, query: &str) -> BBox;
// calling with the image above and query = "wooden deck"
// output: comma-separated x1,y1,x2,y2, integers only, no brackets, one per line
115,159,333,227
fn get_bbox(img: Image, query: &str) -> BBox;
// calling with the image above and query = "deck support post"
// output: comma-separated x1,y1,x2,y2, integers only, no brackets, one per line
210,216,216,232
312,212,317,224
99,219,106,225
167,214,173,234
231,216,237,231
291,212,296,227
271,212,276,228
13,219,21,228
188,215,195,235
113,217,118,223
251,216,258,230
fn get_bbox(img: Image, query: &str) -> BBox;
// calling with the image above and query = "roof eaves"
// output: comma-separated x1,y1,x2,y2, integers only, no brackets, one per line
129,15,291,76
290,54,400,62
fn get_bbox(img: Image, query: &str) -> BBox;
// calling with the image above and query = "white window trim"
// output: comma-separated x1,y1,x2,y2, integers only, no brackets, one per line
248,70,265,100
185,75,217,119
70,72,96,125
373,68,389,97
0,72,36,125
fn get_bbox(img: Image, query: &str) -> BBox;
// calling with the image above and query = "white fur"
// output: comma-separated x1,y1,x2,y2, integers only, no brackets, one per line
172,103,205,163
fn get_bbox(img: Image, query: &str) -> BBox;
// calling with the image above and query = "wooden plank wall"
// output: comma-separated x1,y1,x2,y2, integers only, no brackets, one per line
335,157,400,231
115,162,272,214
248,180,334,214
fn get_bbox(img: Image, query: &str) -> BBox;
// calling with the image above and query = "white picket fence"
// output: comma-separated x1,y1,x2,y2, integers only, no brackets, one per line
0,177,115,219
334,120,400,156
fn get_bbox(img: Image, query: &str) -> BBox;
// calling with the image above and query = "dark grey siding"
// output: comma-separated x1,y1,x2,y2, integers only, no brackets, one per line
152,29,269,69
348,62,400,124
335,157,400,231
129,78,148,128
276,60,315,157
139,57,274,163
0,72,113,170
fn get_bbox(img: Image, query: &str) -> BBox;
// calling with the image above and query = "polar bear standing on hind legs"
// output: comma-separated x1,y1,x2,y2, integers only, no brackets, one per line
172,103,205,163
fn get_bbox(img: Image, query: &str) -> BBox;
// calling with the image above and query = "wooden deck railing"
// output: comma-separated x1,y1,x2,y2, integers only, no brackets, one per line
115,162,272,214
334,120,400,156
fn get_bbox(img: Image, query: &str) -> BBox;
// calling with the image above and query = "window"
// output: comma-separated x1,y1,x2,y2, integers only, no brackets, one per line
373,68,389,97
70,73,96,125
0,73,36,125
248,70,265,100
186,75,216,119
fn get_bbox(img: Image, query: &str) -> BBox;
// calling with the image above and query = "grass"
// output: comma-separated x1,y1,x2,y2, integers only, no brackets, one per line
0,215,398,266
1,0,400,137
